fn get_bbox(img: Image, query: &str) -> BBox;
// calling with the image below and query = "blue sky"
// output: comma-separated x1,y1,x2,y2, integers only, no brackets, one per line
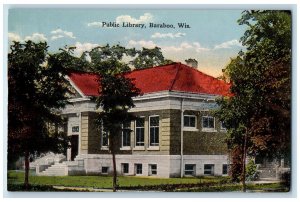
8,8,246,77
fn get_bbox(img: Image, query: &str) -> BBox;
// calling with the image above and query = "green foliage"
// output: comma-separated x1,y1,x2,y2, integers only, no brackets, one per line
88,44,135,74
131,46,172,69
246,159,258,181
8,41,70,184
215,10,291,182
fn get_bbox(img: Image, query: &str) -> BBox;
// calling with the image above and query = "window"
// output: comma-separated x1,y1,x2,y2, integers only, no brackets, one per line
102,166,109,174
135,164,143,175
121,163,129,174
202,116,215,129
149,164,157,175
204,164,214,175
222,164,228,175
122,122,131,147
184,115,196,128
101,125,109,147
135,117,145,146
184,164,196,176
220,122,226,130
72,126,79,133
149,116,159,147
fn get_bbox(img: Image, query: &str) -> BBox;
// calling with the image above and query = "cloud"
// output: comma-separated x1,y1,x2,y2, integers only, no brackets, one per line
87,22,103,27
116,13,153,24
214,39,242,49
128,40,157,49
51,35,64,40
163,42,210,53
50,29,76,40
73,42,99,57
151,32,186,39
8,32,47,43
8,33,21,42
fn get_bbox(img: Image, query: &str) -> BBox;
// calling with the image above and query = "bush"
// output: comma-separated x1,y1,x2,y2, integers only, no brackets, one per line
246,159,258,181
280,171,291,191
7,183,58,191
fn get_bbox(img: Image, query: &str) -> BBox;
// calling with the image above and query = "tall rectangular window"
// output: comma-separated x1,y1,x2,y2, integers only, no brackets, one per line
135,117,145,146
122,122,131,147
184,115,196,128
101,130,109,147
135,164,143,175
149,116,159,147
202,116,215,129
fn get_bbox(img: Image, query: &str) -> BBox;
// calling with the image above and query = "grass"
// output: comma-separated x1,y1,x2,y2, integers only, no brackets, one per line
7,170,223,189
7,170,289,192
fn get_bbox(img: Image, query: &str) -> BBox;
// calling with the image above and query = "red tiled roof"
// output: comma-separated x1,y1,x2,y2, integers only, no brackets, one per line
67,63,231,97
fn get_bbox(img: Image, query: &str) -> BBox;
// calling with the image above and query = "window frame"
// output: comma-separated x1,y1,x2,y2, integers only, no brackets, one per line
101,125,109,150
184,164,196,176
149,115,160,149
135,117,145,148
222,164,228,175
121,163,129,174
183,115,197,129
204,164,215,175
121,122,131,149
101,166,109,174
135,163,143,175
220,121,226,131
149,164,157,176
202,116,216,132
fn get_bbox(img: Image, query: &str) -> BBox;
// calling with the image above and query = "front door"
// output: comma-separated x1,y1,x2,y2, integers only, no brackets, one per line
71,135,79,161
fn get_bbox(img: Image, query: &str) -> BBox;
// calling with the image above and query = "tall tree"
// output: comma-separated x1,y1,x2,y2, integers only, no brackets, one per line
91,44,141,192
8,41,69,189
215,10,291,191
131,46,172,69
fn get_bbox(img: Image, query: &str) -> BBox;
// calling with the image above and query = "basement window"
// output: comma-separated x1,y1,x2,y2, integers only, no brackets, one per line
102,166,109,174
135,164,143,175
149,164,157,176
204,164,214,175
184,164,196,176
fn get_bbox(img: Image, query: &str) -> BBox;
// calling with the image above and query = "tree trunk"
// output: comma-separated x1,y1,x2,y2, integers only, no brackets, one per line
24,150,30,190
112,151,117,192
110,134,118,192
241,131,248,192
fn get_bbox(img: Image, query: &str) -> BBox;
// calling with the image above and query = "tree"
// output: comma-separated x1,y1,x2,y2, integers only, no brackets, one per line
89,44,141,192
8,41,69,189
131,46,172,69
215,10,291,191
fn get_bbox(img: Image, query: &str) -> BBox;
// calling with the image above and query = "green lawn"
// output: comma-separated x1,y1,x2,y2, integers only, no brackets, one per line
7,170,223,189
8,170,288,192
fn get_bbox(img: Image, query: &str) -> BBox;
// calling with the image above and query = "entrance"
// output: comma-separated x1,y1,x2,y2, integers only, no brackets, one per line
71,135,79,161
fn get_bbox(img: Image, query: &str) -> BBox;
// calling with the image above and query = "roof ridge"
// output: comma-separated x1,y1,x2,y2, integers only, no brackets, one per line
169,62,181,91
180,63,221,81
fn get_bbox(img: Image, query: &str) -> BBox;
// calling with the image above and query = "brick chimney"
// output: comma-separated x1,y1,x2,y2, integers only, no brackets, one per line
185,58,198,68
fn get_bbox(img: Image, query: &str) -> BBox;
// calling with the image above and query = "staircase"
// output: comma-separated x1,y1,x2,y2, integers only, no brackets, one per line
37,157,85,176
39,162,68,176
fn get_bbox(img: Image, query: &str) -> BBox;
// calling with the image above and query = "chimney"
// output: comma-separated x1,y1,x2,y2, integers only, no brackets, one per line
185,58,198,68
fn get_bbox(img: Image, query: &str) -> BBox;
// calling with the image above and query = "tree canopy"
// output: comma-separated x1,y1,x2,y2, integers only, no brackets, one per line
8,41,70,187
215,10,291,182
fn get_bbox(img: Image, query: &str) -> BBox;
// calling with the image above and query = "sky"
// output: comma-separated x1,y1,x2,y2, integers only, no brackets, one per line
8,8,247,77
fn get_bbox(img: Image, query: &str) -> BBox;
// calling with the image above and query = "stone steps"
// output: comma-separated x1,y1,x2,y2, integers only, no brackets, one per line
40,163,68,176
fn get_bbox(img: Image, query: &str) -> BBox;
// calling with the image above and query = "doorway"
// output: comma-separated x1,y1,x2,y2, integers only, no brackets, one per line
71,135,79,161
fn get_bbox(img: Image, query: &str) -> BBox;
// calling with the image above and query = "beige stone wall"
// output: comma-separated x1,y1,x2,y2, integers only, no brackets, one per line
81,109,227,156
